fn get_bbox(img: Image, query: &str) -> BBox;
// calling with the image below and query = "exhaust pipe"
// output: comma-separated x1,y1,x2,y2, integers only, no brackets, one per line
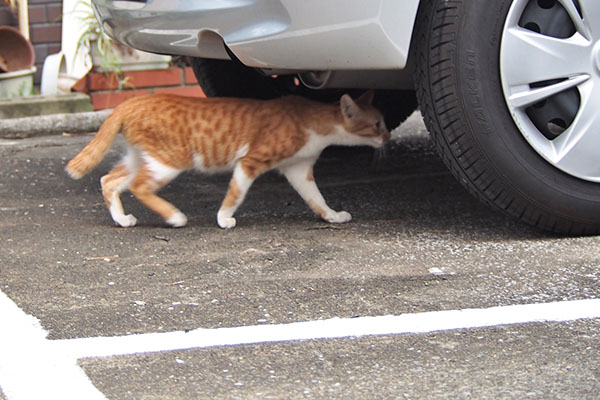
298,69,414,90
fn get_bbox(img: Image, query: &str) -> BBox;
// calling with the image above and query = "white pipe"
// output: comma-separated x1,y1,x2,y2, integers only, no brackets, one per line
17,0,29,39
41,0,93,94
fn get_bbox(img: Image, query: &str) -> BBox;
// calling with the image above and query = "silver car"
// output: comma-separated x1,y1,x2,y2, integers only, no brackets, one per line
92,0,600,235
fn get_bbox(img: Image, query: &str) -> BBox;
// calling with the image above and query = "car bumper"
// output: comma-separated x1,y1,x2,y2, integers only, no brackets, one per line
92,0,420,71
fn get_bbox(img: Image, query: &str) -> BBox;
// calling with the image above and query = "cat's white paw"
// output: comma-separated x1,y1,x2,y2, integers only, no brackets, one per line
115,214,137,227
218,216,237,229
326,211,352,224
167,212,188,228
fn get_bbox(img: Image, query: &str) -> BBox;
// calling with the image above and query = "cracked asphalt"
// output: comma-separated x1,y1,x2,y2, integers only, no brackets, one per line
1,112,599,399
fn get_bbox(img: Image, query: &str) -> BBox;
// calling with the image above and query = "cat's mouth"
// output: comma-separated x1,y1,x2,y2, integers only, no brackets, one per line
372,132,391,147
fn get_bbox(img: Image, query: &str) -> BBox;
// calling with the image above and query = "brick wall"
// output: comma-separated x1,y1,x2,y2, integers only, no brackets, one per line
0,0,62,85
74,67,205,110
0,3,16,25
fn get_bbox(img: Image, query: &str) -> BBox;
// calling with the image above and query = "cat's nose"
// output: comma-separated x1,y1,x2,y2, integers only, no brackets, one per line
382,130,391,143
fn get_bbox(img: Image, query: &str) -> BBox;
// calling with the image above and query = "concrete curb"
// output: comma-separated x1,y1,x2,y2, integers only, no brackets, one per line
0,93,94,119
0,109,111,139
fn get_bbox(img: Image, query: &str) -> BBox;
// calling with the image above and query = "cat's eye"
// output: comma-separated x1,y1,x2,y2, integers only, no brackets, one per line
375,121,382,130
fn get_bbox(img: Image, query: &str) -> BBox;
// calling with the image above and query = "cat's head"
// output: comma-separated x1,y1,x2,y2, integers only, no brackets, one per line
340,91,391,147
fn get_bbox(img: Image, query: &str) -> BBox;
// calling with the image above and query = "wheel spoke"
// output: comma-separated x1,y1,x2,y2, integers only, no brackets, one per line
576,0,600,37
557,0,592,40
502,27,590,89
553,84,600,178
507,74,589,109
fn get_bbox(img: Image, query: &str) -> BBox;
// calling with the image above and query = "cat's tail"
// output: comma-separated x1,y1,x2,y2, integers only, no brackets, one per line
65,110,123,179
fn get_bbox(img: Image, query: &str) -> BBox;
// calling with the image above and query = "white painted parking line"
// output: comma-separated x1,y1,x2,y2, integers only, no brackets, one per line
1,290,600,399
0,291,105,400
54,298,600,359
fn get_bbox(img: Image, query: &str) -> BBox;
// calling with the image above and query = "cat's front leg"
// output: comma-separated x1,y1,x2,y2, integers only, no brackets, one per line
280,162,352,224
217,163,256,229
323,209,352,224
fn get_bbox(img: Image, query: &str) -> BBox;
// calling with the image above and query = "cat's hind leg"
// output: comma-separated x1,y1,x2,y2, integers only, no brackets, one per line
280,161,352,224
129,157,187,228
101,161,138,227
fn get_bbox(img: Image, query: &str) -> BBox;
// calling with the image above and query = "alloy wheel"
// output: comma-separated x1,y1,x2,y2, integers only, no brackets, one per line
500,0,600,182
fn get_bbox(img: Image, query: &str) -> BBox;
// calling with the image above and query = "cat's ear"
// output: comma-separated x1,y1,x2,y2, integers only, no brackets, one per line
356,90,375,105
340,94,361,121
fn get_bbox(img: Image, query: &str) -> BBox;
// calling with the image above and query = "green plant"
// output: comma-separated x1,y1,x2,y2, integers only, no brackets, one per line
73,0,131,88
11,80,36,97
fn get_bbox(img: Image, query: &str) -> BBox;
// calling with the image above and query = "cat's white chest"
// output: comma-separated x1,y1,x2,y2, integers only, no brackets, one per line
292,129,334,160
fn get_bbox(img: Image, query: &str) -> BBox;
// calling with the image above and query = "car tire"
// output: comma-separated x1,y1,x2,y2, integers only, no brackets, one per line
414,0,600,235
190,57,418,130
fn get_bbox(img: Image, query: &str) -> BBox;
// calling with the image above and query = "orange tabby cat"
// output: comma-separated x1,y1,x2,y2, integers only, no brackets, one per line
66,91,389,228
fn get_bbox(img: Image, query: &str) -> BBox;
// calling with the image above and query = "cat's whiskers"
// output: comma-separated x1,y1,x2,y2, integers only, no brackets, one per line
371,143,390,172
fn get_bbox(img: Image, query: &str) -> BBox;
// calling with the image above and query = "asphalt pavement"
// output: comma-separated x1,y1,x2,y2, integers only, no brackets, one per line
0,112,599,399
